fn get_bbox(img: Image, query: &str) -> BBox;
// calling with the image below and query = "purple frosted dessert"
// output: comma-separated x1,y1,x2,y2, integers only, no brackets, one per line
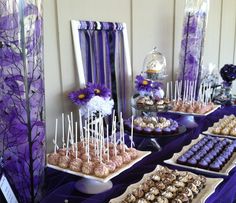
190,145,200,152
143,127,152,134
198,159,208,169
177,155,188,164
183,150,194,159
192,154,201,161
205,153,214,161
216,156,226,164
176,135,235,172
134,125,142,133
209,160,222,171
187,157,197,166
208,150,218,158
170,126,178,133
203,157,211,164
154,127,162,135
163,127,171,134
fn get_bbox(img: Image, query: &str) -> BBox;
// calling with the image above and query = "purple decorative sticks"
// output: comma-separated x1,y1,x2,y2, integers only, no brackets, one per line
0,0,45,202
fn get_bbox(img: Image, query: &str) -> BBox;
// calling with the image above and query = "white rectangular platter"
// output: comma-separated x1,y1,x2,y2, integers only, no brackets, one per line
168,105,220,116
164,134,236,176
47,150,151,183
109,165,223,203
202,130,236,140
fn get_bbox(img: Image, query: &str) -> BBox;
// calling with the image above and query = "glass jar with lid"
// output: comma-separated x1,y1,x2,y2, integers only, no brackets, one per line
142,47,167,81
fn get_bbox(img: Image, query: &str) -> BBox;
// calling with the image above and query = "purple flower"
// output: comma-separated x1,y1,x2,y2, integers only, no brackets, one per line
86,83,111,98
220,64,236,83
135,75,152,92
68,88,93,105
186,54,197,66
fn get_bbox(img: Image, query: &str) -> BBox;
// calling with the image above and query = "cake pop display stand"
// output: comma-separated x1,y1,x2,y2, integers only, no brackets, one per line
137,138,161,151
47,150,151,194
75,178,113,194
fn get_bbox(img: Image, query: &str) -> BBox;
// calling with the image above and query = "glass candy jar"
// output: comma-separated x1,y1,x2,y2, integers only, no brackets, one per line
142,47,167,81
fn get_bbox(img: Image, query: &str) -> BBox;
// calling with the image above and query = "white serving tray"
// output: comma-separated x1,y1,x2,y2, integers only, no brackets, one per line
202,130,236,140
164,134,236,176
109,165,223,203
168,105,220,116
47,150,151,183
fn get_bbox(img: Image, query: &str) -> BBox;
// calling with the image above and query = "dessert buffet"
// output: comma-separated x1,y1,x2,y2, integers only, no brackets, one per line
109,165,223,203
165,134,236,175
47,112,151,182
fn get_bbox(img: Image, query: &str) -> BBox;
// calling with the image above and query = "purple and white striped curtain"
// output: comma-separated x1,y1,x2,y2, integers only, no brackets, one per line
71,20,132,118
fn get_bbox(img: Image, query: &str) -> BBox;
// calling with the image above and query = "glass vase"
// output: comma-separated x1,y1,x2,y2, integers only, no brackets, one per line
0,0,45,202
178,0,210,95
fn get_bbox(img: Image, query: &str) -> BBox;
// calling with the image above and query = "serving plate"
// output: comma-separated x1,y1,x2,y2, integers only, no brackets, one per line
168,105,220,117
164,134,236,176
47,150,151,183
109,165,223,203
202,130,236,140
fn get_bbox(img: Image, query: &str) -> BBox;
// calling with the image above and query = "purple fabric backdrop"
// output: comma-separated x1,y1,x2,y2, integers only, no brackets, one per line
76,20,130,118
0,0,45,202
41,106,236,203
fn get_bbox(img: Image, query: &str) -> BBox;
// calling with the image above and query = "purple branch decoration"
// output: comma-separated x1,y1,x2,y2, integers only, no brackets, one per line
178,0,209,97
0,0,45,202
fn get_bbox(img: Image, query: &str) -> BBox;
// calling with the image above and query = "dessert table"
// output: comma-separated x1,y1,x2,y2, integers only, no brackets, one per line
40,106,236,203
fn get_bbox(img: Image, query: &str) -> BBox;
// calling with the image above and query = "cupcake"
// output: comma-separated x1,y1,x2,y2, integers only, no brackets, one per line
143,127,153,134
163,127,171,134
134,125,143,133
154,127,162,135
170,126,177,134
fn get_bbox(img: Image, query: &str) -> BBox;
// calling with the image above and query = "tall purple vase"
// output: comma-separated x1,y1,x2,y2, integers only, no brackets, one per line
0,0,45,202
178,0,209,96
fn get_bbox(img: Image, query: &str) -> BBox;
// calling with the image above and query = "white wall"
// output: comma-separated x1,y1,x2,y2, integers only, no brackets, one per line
44,0,236,152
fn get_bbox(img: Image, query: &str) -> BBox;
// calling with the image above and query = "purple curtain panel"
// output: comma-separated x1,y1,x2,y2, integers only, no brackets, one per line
178,0,210,95
76,21,131,117
0,0,45,202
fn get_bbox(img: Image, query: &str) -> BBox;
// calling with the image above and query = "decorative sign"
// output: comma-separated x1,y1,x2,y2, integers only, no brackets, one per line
0,174,18,203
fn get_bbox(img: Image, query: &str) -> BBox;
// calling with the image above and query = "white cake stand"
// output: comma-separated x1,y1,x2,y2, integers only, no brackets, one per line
75,178,113,194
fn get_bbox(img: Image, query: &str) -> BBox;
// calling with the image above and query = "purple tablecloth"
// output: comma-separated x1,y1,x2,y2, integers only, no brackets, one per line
41,106,236,203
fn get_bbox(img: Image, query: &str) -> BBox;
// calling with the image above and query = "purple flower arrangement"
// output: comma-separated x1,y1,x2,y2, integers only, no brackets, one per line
68,83,114,118
220,64,236,86
135,75,163,97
